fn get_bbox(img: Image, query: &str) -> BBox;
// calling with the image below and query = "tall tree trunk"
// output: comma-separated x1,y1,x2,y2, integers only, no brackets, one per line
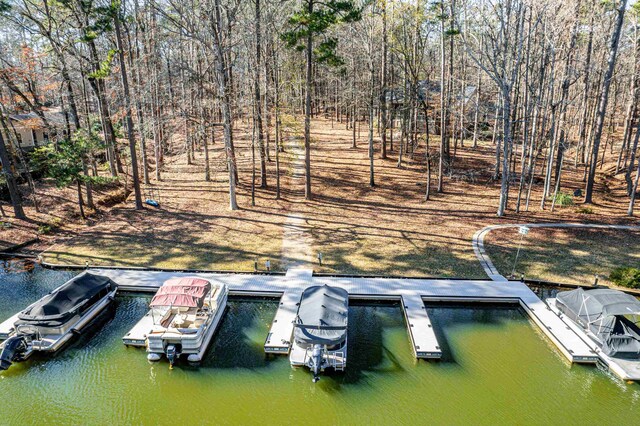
213,0,238,210
368,21,375,187
472,64,481,149
585,0,627,203
380,0,388,159
114,10,143,210
438,0,447,193
629,157,640,215
303,0,313,199
497,88,512,217
626,117,640,194
255,0,267,188
576,12,595,167
0,130,25,219
76,179,85,220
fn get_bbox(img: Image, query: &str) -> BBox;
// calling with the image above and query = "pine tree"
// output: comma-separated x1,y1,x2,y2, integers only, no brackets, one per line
281,0,362,199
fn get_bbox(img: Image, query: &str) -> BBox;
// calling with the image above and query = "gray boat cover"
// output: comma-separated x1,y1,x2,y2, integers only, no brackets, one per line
16,272,117,327
294,285,348,346
556,288,640,358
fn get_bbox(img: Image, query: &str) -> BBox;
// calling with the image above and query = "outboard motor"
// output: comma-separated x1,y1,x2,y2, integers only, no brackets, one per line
310,344,324,383
0,335,29,371
166,345,178,369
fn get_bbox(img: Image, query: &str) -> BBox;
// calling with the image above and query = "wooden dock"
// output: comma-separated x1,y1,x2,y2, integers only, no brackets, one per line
87,268,598,365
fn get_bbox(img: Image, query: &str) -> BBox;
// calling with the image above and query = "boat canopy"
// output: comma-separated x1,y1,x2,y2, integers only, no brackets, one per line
150,277,211,308
294,285,348,346
16,272,117,327
557,288,640,358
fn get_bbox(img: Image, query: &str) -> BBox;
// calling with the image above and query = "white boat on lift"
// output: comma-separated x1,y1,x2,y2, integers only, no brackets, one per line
289,285,348,382
123,277,228,367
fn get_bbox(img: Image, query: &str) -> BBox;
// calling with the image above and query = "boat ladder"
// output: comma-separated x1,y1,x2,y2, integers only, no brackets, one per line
304,348,346,371
331,351,346,371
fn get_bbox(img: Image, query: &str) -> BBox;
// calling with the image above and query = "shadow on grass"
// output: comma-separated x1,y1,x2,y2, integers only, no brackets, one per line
485,228,640,284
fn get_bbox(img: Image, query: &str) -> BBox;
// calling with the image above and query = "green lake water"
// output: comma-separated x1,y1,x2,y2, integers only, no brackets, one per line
1,260,640,425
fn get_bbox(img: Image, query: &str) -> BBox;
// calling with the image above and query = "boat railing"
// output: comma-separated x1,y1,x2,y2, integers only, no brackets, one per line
303,347,346,371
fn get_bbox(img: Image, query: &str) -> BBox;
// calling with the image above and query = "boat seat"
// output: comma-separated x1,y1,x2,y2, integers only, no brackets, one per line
191,319,205,328
160,314,176,328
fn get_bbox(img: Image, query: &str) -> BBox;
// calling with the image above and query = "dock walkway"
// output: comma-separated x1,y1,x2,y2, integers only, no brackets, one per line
402,293,441,359
89,268,598,364
264,269,310,354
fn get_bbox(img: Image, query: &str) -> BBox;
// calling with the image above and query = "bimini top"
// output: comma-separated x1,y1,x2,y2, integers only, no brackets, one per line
556,288,640,358
294,285,349,346
557,288,640,321
150,277,212,308
17,272,117,326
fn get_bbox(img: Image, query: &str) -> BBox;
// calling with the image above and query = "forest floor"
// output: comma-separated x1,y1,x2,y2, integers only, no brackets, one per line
0,177,128,253
2,116,638,281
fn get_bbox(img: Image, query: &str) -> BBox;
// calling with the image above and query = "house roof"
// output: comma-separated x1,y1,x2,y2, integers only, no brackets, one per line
8,108,66,129
383,80,477,105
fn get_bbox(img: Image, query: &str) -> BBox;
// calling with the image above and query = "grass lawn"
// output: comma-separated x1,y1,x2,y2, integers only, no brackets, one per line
36,118,638,278
41,206,285,271
484,227,640,286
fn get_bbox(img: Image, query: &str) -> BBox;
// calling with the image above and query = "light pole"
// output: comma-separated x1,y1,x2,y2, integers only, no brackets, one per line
511,226,530,278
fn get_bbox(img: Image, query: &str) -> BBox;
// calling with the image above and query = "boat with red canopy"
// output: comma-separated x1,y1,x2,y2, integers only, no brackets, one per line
123,276,228,367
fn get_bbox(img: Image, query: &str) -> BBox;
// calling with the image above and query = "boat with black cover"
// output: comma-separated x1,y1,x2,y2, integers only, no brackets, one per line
0,272,118,370
289,284,348,382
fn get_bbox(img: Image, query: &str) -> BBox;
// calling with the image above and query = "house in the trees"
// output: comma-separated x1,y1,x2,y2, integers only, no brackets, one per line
3,108,66,150
382,80,483,134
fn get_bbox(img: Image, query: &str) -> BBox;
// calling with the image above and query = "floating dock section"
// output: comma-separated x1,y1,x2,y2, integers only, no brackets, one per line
518,294,597,363
401,294,441,359
264,269,311,354
89,268,601,367
122,310,154,347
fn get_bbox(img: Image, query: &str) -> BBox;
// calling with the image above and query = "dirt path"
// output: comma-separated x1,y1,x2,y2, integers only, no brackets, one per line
281,137,314,268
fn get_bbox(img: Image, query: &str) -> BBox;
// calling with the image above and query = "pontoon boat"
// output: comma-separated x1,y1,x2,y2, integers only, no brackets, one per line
0,272,118,370
122,277,228,368
290,285,348,382
548,288,640,358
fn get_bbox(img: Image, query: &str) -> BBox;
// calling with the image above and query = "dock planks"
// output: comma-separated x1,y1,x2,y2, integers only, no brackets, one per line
264,269,312,354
